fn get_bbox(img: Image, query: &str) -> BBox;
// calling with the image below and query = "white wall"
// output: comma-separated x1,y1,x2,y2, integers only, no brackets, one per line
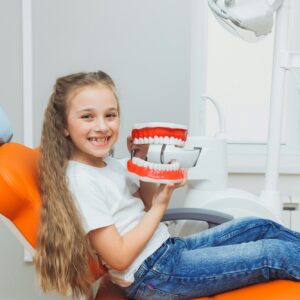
0,1,300,299
32,0,191,156
0,0,23,143
0,0,191,299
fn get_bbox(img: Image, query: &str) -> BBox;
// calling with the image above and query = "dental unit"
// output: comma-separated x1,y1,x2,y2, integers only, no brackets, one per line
127,122,201,183
187,0,300,223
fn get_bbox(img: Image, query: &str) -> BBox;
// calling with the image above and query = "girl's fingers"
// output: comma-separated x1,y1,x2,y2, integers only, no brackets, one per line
166,175,187,189
127,135,149,156
127,135,133,152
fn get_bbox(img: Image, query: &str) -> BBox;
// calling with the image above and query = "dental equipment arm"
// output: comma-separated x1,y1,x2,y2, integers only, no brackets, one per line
162,207,233,227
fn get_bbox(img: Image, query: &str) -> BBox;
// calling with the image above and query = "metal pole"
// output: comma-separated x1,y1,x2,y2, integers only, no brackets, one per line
22,0,33,148
189,0,208,136
261,0,291,217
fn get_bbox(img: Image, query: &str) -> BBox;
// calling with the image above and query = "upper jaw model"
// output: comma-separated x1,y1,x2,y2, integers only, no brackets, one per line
127,122,201,183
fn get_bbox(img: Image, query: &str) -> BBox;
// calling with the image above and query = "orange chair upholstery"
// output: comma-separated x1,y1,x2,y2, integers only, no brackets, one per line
0,143,103,279
0,143,40,251
198,280,300,300
1,142,300,300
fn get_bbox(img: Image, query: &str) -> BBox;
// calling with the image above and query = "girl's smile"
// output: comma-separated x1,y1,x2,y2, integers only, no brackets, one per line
65,84,120,167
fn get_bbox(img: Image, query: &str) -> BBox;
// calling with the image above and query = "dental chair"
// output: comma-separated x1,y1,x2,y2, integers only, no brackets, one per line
0,117,300,300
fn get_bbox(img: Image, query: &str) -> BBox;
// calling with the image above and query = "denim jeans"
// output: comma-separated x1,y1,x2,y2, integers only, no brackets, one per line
123,217,300,300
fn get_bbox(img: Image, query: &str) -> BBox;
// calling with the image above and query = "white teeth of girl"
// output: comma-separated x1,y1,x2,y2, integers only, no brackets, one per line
133,136,184,146
132,157,180,171
90,137,106,142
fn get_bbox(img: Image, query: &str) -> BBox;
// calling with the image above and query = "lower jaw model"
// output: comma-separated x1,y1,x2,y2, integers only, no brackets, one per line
127,122,190,184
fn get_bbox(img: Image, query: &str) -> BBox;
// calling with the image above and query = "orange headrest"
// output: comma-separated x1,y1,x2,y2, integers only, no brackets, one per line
0,143,40,248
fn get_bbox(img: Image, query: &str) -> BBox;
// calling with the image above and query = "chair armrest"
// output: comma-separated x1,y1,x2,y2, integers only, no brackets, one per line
162,208,233,227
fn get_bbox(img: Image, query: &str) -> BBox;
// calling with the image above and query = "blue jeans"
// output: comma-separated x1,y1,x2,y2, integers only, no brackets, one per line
123,217,300,299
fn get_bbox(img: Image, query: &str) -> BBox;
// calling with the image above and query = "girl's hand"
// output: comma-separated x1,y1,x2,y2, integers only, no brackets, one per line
152,174,187,208
127,135,149,160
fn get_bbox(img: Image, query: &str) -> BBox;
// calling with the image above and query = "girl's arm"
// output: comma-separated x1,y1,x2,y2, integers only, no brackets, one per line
136,181,157,211
133,181,157,211
127,135,158,210
88,181,185,272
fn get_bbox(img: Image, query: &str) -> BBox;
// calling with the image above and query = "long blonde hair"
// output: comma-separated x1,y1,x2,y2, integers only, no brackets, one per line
35,71,119,297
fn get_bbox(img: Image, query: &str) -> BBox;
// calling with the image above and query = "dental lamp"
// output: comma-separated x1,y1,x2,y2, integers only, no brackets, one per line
207,0,284,42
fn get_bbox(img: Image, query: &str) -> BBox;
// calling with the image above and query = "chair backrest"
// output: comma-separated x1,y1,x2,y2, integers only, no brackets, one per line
0,142,103,279
0,142,40,254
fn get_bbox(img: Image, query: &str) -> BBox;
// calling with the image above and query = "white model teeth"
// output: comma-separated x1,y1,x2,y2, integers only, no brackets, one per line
133,136,185,146
132,157,180,171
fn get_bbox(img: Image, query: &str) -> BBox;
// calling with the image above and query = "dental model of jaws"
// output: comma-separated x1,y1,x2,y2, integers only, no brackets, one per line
127,122,202,184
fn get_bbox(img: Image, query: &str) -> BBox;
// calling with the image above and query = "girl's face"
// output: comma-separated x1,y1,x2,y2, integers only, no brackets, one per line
65,84,120,167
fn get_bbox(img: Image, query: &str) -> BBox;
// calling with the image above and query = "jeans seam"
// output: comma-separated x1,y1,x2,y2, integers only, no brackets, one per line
139,282,181,298
151,243,171,271
183,218,264,249
210,220,272,247
149,265,271,281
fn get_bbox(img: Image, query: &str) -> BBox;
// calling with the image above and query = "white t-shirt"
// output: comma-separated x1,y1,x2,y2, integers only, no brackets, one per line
66,157,169,287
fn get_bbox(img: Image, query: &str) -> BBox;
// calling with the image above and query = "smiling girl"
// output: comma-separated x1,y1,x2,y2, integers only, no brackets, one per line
35,71,185,299
35,71,300,300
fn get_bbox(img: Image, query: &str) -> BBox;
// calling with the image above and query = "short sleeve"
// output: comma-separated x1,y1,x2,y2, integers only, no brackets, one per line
68,173,114,233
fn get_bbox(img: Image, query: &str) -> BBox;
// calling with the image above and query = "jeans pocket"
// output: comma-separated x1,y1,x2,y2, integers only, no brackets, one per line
135,282,180,300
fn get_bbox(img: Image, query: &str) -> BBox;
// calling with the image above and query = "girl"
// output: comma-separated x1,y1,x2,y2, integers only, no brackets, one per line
35,70,300,300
